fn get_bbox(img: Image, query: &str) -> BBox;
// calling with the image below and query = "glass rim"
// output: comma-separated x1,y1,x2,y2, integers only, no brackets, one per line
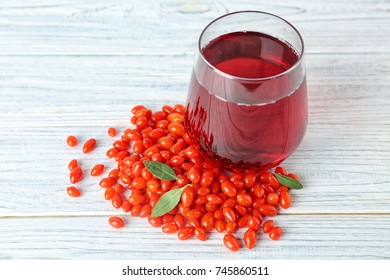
198,10,305,82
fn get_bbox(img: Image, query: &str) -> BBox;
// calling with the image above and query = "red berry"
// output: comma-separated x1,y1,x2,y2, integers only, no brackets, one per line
279,190,292,209
82,138,96,153
263,220,274,234
236,193,252,206
108,216,124,229
177,226,195,240
269,226,283,240
244,228,257,249
66,186,80,197
68,159,78,171
108,127,117,137
266,192,279,205
162,223,179,234
90,164,104,176
223,234,239,251
194,227,207,241
66,135,78,147
259,204,278,216
69,166,83,184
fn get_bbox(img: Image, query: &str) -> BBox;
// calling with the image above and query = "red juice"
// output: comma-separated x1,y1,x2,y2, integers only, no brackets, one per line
185,31,307,170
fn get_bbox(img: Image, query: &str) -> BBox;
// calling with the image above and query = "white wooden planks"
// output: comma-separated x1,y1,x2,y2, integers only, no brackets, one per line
0,215,389,259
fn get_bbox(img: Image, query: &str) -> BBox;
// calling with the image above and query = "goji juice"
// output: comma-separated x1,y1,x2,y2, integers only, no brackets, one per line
185,31,307,170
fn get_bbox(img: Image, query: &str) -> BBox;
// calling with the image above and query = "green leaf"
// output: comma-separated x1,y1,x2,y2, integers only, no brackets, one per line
273,173,303,190
151,186,188,217
144,161,179,181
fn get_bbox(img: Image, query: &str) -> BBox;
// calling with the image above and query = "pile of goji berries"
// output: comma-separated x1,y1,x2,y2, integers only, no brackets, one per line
66,104,300,252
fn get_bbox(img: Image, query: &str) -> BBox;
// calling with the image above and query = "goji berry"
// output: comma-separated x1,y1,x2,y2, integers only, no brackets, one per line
269,226,283,240
225,222,237,234
156,120,169,129
122,200,132,212
236,193,252,206
183,145,200,159
131,161,144,178
136,116,148,129
223,233,239,251
90,164,104,176
131,177,147,189
258,171,272,183
82,138,96,153
108,127,117,137
141,167,152,181
215,219,226,232
129,194,145,205
244,228,257,249
279,190,292,209
259,204,278,216
162,105,174,114
174,214,185,229
131,105,146,114
247,216,261,231
243,174,256,188
68,159,78,171
266,192,279,205
275,166,287,175
131,205,142,216
142,137,152,149
200,212,215,232
187,209,202,220
162,214,174,224
69,166,83,184
162,223,179,234
168,122,185,136
221,180,237,197
104,187,115,200
113,140,128,151
167,113,185,123
115,150,130,161
200,170,214,188
237,214,251,228
268,174,280,188
108,216,124,229
111,194,123,209
168,156,183,168
113,183,124,193
177,226,194,240
148,216,162,227
263,220,274,233
222,206,236,222
151,111,167,122
139,204,152,218
66,135,78,147
66,186,80,197
181,186,195,207
106,147,119,158
187,166,201,184
194,227,207,241
124,128,141,141
173,104,185,114
99,177,116,188
234,204,247,216
206,194,223,205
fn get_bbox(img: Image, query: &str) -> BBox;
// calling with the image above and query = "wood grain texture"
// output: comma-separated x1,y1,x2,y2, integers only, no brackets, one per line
0,0,389,259
0,215,389,259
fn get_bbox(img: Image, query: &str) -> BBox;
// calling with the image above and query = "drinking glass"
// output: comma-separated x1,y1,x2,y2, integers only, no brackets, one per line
185,11,307,170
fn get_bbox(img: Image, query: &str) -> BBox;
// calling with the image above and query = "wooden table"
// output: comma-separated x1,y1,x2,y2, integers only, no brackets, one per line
0,0,389,260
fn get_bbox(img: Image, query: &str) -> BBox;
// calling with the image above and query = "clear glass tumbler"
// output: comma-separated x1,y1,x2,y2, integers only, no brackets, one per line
185,11,307,170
